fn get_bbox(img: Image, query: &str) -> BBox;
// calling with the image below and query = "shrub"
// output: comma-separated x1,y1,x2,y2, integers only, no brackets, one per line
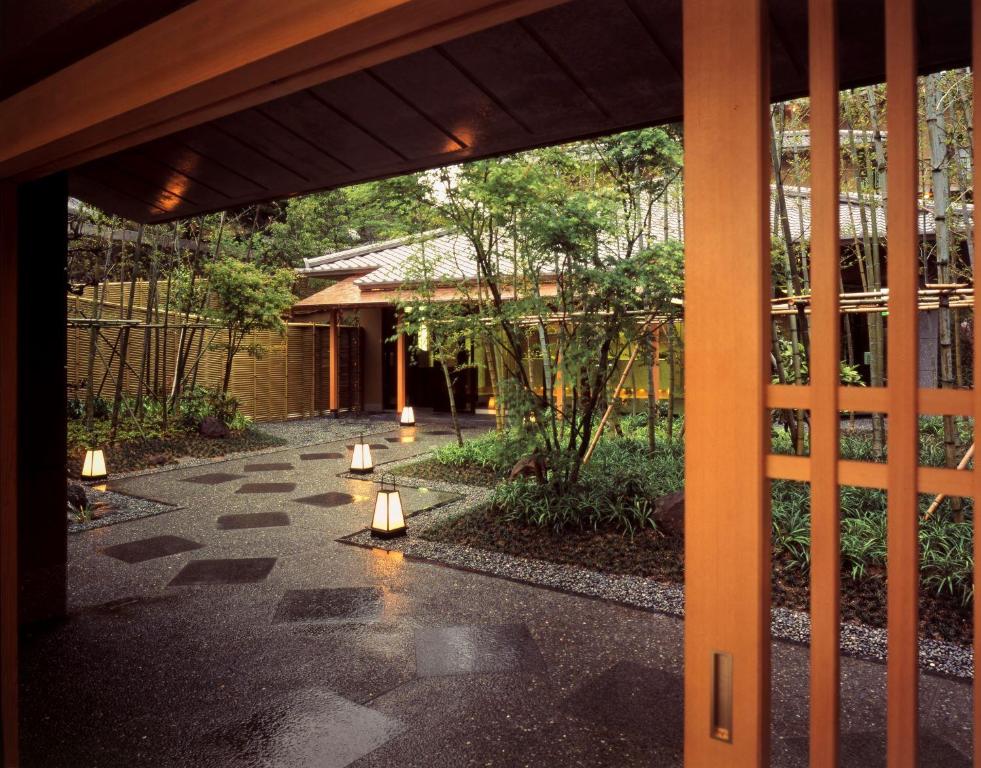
433,430,532,475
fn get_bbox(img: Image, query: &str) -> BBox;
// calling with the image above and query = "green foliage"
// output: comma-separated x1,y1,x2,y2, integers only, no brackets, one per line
432,430,532,475
204,257,295,334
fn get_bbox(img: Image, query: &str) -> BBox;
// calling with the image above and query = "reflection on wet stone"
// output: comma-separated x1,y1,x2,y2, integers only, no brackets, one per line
273,588,383,623
415,624,544,677
217,689,403,768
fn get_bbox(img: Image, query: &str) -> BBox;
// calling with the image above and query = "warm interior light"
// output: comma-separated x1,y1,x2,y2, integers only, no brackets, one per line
350,434,374,474
81,449,107,481
371,478,406,538
399,405,415,427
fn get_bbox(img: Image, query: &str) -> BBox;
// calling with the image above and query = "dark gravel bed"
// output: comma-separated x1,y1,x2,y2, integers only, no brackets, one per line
68,488,177,534
340,462,974,680
394,457,500,488
67,427,287,476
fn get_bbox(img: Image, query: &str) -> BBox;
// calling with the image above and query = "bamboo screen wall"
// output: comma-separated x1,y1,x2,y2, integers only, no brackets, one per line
66,281,331,422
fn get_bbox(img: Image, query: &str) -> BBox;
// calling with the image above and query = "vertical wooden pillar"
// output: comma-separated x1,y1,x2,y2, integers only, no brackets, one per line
973,4,981,761
683,1,770,766
396,323,407,414
0,183,19,768
329,310,340,415
885,1,919,764
807,0,840,764
17,175,68,628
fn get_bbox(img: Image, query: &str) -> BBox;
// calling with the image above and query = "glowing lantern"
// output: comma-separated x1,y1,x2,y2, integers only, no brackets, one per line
399,405,415,427
81,449,107,482
371,476,406,538
350,433,374,475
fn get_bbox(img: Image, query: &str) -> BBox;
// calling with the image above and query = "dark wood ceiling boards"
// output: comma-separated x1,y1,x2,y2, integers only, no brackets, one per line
69,0,971,223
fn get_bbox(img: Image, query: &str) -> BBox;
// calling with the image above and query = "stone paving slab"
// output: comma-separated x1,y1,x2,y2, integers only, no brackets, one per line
169,557,278,585
101,535,204,564
217,512,291,529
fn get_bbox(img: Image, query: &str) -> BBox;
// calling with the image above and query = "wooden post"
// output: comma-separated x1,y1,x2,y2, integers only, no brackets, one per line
683,0,770,765
807,1,841,764
329,309,340,416
0,183,19,768
885,2,920,763
396,323,407,414
973,4,981,761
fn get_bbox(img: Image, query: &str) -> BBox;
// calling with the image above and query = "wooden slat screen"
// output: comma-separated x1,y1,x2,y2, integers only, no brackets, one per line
66,281,327,422
757,2,981,766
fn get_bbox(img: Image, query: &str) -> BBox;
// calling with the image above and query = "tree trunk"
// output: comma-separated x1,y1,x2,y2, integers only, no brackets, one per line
926,74,963,520
439,353,464,447
110,225,144,441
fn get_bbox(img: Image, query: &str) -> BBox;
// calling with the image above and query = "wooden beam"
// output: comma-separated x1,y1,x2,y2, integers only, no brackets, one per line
0,0,570,181
0,183,18,768
329,310,340,414
807,1,840,765
683,0,771,765
885,1,920,764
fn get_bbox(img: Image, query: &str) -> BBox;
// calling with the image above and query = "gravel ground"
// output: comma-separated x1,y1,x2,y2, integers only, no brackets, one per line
68,488,177,534
341,454,974,680
108,414,396,481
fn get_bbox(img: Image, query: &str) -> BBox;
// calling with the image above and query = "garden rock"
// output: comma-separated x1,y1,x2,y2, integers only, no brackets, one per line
509,454,546,483
145,453,171,466
653,490,684,537
198,416,230,439
66,482,88,512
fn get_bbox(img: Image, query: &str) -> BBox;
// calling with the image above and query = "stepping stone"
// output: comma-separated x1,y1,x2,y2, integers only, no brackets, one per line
425,429,454,436
293,492,355,508
299,452,343,460
240,689,403,768
346,443,388,450
243,462,293,472
235,482,296,494
562,661,683,748
217,512,290,529
183,472,244,485
779,730,968,768
414,624,544,677
101,535,204,564
273,587,382,623
169,557,276,586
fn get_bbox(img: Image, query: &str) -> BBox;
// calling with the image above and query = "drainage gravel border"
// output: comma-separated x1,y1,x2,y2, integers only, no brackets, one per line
339,455,975,681
68,489,179,534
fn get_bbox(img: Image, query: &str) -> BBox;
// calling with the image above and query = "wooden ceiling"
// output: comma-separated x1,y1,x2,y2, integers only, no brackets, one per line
68,0,971,223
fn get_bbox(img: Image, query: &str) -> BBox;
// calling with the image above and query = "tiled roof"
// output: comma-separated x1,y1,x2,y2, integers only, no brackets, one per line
296,185,963,297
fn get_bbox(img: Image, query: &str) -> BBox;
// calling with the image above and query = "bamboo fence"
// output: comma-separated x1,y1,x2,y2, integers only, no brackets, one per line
67,281,330,422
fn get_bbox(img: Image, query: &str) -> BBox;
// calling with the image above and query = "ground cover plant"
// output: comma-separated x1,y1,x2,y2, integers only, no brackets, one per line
67,386,285,475
419,412,975,644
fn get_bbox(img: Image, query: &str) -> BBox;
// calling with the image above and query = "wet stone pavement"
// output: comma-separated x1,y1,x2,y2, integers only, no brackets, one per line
22,416,974,767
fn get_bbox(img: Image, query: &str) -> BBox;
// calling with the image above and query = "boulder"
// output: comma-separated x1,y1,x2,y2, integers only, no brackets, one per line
145,453,171,467
653,490,684,537
198,416,230,439
509,454,546,483
66,482,88,512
